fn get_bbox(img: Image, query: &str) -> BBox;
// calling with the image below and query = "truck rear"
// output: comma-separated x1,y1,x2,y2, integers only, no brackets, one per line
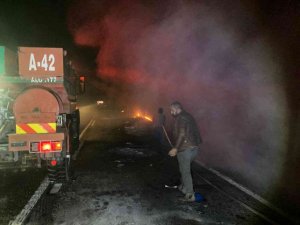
0,46,83,182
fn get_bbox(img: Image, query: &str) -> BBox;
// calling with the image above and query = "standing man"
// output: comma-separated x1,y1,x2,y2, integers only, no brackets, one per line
168,101,202,202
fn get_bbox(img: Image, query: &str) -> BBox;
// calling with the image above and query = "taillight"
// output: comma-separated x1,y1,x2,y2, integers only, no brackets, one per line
40,141,52,151
30,141,62,153
52,141,62,151
51,160,57,166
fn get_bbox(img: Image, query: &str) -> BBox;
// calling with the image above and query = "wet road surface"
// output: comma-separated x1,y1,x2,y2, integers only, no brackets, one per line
24,108,273,225
0,167,45,224
1,79,298,225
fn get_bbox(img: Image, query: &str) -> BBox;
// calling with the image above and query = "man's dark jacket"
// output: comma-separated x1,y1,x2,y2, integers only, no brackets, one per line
173,110,202,151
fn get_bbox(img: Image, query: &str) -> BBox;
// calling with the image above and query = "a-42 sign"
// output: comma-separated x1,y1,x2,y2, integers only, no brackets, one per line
18,47,64,77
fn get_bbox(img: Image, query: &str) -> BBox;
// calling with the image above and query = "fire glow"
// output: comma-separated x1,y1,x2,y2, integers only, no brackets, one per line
133,110,153,122
68,0,289,195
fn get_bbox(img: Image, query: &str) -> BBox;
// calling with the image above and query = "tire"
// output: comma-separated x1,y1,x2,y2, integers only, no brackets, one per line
47,157,72,183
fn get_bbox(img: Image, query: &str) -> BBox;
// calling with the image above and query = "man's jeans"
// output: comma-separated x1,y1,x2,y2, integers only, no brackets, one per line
177,146,198,194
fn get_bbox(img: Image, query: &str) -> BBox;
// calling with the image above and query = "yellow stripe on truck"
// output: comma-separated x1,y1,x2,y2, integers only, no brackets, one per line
49,123,56,131
16,125,27,134
28,123,48,133
16,123,56,134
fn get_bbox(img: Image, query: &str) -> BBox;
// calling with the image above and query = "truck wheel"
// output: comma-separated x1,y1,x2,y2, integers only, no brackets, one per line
47,162,58,182
47,158,72,183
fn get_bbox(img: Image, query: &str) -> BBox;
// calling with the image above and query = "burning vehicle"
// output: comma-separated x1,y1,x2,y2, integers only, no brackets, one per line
124,109,153,135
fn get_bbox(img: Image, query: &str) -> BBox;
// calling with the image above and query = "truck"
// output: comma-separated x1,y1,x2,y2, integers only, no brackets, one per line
0,46,84,182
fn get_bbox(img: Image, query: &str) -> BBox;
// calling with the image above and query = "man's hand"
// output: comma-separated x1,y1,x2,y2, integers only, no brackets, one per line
168,148,178,157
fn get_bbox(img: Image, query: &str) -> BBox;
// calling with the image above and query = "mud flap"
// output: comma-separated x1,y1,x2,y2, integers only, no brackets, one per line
47,157,72,183
70,109,80,155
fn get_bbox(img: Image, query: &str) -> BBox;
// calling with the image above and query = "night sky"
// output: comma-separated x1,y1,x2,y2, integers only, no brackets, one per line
0,0,97,74
0,0,299,78
0,1,71,46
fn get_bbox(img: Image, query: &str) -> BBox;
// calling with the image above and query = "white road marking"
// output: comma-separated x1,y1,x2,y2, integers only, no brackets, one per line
49,183,63,194
79,119,95,140
196,174,280,225
9,178,50,225
196,161,298,224
9,119,95,225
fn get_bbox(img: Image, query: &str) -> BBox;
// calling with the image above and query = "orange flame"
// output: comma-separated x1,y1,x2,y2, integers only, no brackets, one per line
133,110,153,122
144,116,152,122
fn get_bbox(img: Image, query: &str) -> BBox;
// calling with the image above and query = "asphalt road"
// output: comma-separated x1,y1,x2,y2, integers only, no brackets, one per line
0,166,46,224
2,102,297,225
24,106,275,225
1,78,298,225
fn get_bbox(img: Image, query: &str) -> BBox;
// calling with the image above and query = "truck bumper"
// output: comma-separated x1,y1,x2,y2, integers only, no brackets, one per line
8,133,65,151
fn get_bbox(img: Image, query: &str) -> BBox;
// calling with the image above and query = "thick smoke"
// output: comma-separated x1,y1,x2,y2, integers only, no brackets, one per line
68,0,288,194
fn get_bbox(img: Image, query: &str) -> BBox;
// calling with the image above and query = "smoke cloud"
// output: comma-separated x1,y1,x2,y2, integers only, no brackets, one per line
68,0,288,194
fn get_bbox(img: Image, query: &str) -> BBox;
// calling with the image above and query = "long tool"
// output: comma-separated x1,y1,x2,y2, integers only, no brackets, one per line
162,125,173,148
161,125,178,189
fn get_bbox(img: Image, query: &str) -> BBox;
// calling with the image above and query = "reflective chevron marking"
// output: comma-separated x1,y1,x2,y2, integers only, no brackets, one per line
16,123,56,134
